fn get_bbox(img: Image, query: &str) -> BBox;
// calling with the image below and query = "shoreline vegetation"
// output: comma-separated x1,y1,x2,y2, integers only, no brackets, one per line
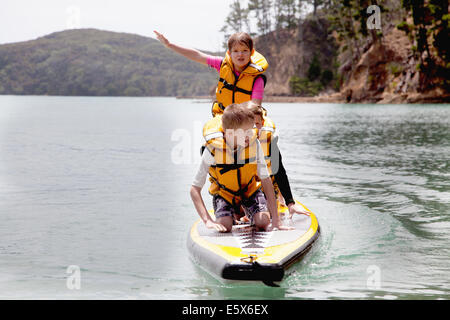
177,92,450,104
217,0,450,104
1,92,448,104
0,2,448,104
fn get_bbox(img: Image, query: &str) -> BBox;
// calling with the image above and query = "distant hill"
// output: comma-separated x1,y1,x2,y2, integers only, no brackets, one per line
0,29,219,97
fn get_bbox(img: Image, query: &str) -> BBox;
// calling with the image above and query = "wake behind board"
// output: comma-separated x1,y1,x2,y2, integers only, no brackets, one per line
187,201,320,284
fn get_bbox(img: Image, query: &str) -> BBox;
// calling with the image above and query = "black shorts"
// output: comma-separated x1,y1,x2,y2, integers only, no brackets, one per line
212,189,268,224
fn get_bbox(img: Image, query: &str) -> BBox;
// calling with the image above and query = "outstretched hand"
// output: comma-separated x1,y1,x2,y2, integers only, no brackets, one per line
205,220,228,233
288,203,311,219
269,220,294,231
153,30,170,47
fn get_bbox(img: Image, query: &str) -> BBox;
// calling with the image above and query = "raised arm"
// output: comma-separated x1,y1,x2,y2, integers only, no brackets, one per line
153,30,209,66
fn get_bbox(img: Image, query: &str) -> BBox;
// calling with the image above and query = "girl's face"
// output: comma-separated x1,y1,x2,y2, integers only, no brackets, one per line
229,42,252,71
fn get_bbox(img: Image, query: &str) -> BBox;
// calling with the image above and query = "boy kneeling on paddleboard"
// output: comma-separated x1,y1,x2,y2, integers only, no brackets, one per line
190,102,293,233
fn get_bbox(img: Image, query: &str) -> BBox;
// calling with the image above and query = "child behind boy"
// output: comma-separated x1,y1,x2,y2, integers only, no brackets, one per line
190,103,292,233
246,102,311,218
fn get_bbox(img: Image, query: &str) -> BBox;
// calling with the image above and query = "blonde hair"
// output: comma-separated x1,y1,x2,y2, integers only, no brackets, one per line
222,103,255,130
245,101,264,118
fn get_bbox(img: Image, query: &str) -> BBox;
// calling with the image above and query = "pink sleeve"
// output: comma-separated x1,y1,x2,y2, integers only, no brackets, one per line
207,56,223,73
251,76,265,100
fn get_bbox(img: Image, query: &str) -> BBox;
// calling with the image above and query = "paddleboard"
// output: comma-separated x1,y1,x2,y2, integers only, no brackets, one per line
187,201,320,284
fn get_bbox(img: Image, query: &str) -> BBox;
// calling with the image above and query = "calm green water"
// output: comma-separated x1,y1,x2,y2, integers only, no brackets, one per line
0,96,448,299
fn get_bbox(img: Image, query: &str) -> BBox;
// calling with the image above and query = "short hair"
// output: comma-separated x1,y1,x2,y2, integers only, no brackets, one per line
228,32,254,52
245,101,264,118
222,103,255,130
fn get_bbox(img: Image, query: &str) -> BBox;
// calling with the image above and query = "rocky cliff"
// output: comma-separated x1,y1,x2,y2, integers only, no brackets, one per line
340,22,450,104
255,16,338,96
253,4,449,104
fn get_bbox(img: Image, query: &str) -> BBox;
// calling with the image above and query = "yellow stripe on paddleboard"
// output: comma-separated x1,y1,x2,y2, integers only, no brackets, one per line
190,201,319,265
189,220,248,262
257,213,318,264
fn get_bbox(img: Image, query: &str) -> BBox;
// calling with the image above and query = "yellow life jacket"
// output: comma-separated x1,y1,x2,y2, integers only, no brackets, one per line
258,115,276,176
257,115,280,195
211,50,268,116
203,116,261,205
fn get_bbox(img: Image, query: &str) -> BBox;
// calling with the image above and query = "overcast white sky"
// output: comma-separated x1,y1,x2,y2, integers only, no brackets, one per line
0,0,237,52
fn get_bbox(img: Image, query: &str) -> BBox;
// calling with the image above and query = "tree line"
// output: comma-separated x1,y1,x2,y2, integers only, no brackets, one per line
220,0,331,41
397,0,449,89
221,0,449,94
0,29,218,97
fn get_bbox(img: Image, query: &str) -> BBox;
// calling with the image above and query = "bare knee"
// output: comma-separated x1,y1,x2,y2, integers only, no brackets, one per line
254,212,270,230
216,216,233,232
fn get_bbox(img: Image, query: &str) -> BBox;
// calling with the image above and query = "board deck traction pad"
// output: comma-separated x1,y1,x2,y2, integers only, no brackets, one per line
188,201,320,284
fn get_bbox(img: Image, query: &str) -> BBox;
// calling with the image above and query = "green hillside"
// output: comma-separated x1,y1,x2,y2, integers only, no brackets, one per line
0,28,218,96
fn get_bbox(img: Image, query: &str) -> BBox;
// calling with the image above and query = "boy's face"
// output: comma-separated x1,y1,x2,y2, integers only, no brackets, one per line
254,115,263,130
228,42,252,70
224,121,254,149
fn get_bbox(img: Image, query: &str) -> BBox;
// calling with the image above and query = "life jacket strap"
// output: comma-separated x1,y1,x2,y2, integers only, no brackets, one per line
214,155,257,174
218,78,253,96
209,175,256,199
